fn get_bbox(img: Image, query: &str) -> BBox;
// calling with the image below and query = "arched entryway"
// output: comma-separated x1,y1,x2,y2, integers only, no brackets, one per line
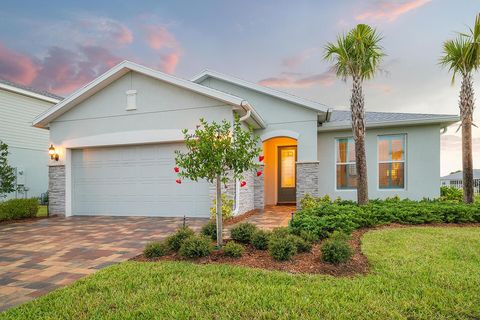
262,136,298,205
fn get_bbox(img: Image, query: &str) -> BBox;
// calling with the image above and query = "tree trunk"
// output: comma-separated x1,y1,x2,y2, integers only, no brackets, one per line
351,76,369,205
460,73,475,204
215,174,223,246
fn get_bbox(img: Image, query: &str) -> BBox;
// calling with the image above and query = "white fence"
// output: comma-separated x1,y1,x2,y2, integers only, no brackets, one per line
441,179,480,195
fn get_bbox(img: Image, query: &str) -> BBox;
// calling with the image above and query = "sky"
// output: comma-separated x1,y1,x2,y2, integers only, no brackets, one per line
0,0,479,175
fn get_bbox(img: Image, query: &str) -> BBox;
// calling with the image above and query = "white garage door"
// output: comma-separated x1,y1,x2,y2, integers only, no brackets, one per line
71,143,210,217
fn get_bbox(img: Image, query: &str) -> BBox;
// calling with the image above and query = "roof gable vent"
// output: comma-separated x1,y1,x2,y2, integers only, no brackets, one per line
126,89,137,111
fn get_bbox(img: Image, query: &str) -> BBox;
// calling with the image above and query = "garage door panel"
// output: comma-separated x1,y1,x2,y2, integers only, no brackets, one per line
72,143,210,217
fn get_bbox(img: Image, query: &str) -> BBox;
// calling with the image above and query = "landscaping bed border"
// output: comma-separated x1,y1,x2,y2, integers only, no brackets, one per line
131,222,480,277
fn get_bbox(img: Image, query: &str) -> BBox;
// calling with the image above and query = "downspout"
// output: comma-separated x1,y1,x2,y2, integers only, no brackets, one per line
233,180,240,215
239,100,252,122
238,100,266,128
233,100,252,215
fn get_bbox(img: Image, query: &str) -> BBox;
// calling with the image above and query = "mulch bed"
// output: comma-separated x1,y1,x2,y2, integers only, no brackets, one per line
0,215,55,226
131,228,369,277
131,223,480,277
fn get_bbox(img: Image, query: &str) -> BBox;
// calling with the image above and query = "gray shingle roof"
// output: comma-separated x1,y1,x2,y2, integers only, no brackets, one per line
441,169,480,180
329,110,457,124
0,78,63,101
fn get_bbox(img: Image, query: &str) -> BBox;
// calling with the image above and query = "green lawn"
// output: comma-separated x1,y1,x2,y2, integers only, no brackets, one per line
2,227,480,319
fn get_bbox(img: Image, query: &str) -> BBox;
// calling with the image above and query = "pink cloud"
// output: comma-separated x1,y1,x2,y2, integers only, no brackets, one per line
143,24,178,50
29,45,122,95
356,0,431,22
142,23,182,74
109,23,133,45
0,43,38,84
259,70,336,89
367,83,394,94
159,51,180,74
75,16,134,47
0,17,183,95
282,47,319,68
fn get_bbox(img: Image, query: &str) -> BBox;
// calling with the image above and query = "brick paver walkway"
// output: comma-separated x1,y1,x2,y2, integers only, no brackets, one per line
225,205,295,234
0,216,207,312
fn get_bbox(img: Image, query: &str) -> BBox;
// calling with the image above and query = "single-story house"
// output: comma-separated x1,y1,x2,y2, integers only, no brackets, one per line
33,61,459,217
0,79,62,200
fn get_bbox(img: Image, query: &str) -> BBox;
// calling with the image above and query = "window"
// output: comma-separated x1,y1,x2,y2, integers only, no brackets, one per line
378,134,406,189
336,137,357,189
280,148,296,188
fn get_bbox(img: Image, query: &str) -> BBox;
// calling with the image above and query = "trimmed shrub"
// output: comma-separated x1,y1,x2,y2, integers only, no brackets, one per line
291,195,480,238
166,227,195,251
179,235,213,258
440,186,463,202
300,194,332,210
290,235,312,253
230,222,258,243
223,241,244,258
268,235,297,261
270,227,290,239
210,194,234,220
201,220,217,241
321,233,352,264
251,230,270,250
0,198,38,222
299,230,320,243
144,241,168,258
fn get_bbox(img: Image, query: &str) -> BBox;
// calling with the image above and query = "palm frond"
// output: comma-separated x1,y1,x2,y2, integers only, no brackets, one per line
440,13,480,83
323,24,386,81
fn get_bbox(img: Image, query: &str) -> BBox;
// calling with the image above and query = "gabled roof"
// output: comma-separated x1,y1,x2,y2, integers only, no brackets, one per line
441,169,480,180
191,69,330,113
33,61,266,128
318,110,460,131
0,78,63,103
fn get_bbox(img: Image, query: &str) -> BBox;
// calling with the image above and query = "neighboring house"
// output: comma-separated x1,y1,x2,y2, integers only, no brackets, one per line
0,79,62,200
441,170,480,194
32,61,459,217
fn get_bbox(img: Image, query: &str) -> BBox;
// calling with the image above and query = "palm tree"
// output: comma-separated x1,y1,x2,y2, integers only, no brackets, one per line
440,14,480,204
324,24,385,205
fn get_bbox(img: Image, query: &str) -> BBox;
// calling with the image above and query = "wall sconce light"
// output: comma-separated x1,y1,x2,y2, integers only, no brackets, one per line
49,144,59,161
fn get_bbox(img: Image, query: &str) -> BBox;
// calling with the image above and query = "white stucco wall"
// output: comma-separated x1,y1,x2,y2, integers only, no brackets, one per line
49,71,234,155
197,77,320,162
317,124,442,200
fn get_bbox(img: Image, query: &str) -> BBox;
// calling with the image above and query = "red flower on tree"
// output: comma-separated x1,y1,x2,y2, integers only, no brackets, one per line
259,155,264,162
240,180,247,187
175,179,182,184
174,166,180,173
256,171,262,177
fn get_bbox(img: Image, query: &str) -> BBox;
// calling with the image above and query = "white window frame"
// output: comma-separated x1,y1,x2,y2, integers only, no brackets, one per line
335,137,357,191
377,133,407,191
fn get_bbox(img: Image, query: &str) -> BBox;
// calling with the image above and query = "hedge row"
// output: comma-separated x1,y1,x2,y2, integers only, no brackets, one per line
290,196,480,239
0,198,39,222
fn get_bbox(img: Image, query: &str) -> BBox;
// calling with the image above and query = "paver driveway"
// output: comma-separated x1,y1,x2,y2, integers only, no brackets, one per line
0,216,207,311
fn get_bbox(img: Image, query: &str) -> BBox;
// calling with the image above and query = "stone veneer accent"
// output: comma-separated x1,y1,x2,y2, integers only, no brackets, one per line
254,164,265,210
209,169,258,216
48,165,66,216
296,161,320,209
239,170,255,214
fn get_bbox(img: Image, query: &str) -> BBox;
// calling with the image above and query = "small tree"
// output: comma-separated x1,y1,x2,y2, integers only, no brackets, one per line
0,140,16,198
174,116,262,245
